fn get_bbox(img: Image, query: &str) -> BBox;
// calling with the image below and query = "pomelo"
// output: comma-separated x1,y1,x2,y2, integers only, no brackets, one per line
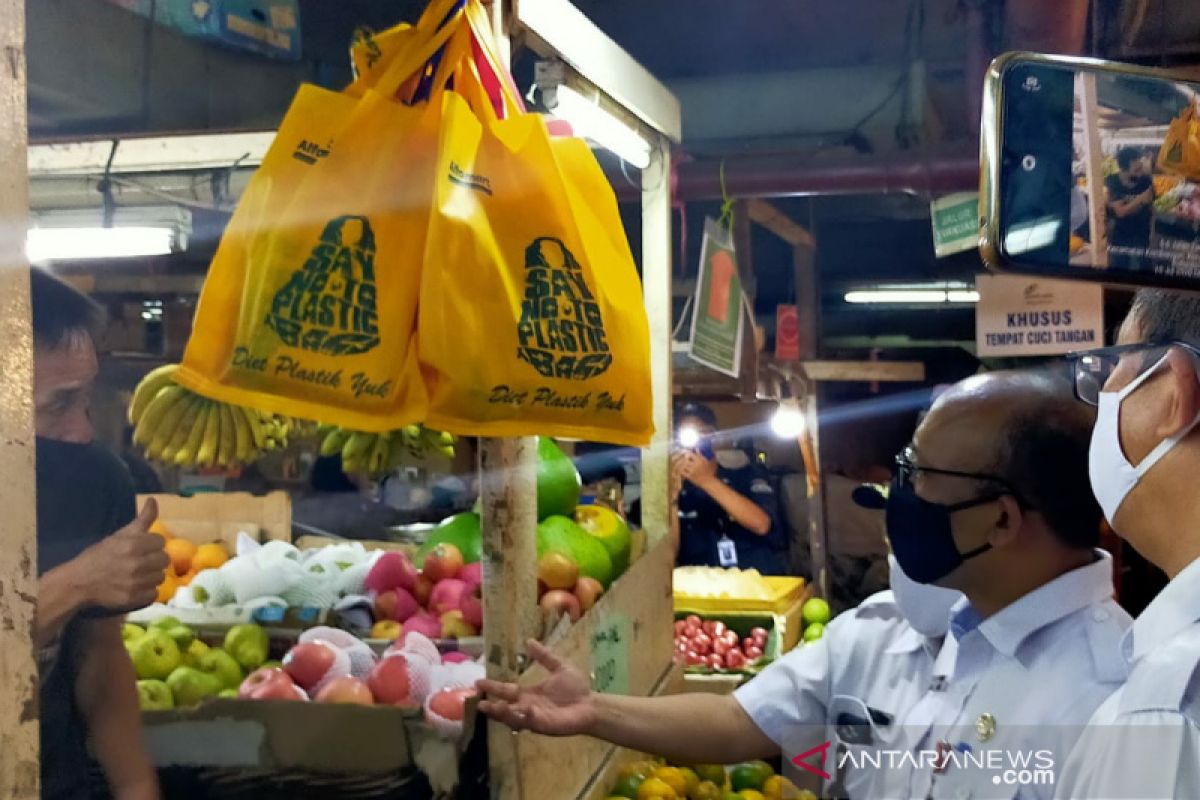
416,512,481,567
575,504,632,578
537,515,613,588
537,437,581,520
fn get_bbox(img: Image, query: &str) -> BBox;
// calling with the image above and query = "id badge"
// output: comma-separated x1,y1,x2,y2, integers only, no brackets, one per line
717,535,739,567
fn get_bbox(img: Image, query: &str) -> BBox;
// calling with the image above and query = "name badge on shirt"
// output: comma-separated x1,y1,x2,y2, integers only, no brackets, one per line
717,535,739,567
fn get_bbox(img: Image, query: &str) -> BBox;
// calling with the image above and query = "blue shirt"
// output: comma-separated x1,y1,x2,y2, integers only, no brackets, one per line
881,552,1130,800
1056,554,1200,800
677,463,785,574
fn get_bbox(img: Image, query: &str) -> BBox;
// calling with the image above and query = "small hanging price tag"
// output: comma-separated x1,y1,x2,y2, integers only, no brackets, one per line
590,613,631,695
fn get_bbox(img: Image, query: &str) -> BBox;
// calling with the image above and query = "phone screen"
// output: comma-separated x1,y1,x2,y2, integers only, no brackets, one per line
997,60,1200,286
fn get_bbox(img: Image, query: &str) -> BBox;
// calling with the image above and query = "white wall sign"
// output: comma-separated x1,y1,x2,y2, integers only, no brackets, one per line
976,275,1104,357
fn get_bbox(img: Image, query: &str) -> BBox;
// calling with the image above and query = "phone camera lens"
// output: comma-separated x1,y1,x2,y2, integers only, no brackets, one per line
1021,154,1037,172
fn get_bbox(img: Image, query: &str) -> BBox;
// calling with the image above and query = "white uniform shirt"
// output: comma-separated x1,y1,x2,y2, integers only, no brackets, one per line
873,552,1130,800
1056,555,1200,800
735,590,941,797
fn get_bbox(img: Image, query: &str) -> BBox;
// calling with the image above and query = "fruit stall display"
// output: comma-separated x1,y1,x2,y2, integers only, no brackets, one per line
672,568,819,694
595,756,816,800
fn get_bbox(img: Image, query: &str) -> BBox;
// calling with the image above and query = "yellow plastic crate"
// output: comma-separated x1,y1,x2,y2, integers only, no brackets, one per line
673,571,807,615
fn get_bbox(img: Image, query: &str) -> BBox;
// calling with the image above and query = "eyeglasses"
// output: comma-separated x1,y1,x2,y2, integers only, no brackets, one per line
1066,340,1200,406
894,445,1027,506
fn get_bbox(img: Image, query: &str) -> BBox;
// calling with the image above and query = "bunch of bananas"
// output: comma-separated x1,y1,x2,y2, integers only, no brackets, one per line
128,364,294,468
317,424,457,476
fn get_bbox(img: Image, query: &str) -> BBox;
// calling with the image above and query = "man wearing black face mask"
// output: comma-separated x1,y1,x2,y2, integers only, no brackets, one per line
31,269,167,800
852,371,1129,799
670,402,785,575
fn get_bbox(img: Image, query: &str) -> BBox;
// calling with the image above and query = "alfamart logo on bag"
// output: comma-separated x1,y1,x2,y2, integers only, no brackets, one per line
266,215,381,355
517,237,612,380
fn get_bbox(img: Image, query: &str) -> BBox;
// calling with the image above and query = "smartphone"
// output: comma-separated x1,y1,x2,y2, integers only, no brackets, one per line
981,52,1200,290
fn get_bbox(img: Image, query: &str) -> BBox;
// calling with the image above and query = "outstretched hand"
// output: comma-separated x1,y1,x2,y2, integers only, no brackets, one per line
476,639,596,737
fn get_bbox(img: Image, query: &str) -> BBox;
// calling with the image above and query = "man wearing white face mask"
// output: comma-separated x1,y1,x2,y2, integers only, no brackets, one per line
1057,290,1200,799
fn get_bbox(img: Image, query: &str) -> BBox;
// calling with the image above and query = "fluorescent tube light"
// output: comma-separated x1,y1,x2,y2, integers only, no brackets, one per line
843,288,980,305
26,226,178,261
553,84,652,169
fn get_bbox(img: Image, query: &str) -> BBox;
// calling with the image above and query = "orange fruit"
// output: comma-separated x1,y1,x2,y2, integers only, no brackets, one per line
177,569,198,587
192,542,229,572
651,767,688,797
164,538,197,576
156,570,180,604
149,519,172,539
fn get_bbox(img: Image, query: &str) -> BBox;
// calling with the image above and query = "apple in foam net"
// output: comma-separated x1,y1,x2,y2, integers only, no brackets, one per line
240,667,307,701
283,641,337,691
367,656,416,706
314,675,375,705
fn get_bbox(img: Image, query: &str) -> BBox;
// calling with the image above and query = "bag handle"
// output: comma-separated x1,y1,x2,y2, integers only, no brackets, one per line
372,0,466,100
463,0,525,117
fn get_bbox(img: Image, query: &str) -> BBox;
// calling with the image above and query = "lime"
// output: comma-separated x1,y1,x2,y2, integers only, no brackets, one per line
690,781,723,800
801,597,831,625
738,792,766,800
576,504,632,576
693,765,727,787
538,437,582,520
678,767,701,796
729,762,773,793
802,623,825,642
611,774,645,799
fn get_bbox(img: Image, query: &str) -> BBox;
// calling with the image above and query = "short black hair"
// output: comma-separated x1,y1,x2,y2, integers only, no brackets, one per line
1116,146,1142,171
676,402,717,429
30,267,104,350
989,378,1101,549
1129,288,1200,346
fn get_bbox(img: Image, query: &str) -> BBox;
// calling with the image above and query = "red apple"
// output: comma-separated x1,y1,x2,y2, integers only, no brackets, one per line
691,632,713,655
423,543,464,583
283,642,337,691
241,668,307,701
725,650,747,669
744,644,764,662
459,561,483,589
239,667,288,699
396,554,422,592
743,637,757,652
428,686,476,723
365,552,411,594
441,651,470,664
675,640,690,655
712,638,732,657
707,653,725,670
413,575,434,607
539,589,582,623
573,577,604,612
674,620,688,635
702,620,717,636
685,650,705,666
429,579,471,616
367,655,416,707
751,627,769,641
403,611,442,640
460,588,483,630
315,675,375,705
709,621,727,639
375,588,420,623
723,630,740,648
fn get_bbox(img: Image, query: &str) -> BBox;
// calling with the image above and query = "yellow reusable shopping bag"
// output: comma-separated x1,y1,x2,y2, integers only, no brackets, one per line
1157,104,1200,181
178,0,469,431
417,22,653,446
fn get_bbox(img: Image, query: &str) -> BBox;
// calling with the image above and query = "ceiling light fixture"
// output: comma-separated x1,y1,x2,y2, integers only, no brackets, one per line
27,206,192,262
551,83,652,169
770,398,806,439
843,285,980,305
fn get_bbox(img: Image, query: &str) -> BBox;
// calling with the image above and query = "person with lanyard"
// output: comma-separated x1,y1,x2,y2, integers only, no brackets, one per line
1104,147,1155,271
670,402,786,575
31,268,167,800
1056,289,1200,798
475,372,1128,800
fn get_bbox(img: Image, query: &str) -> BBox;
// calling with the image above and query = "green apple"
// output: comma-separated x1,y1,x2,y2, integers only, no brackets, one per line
197,648,244,689
127,630,182,681
164,625,195,649
223,624,269,671
149,615,183,631
181,638,211,668
122,623,146,643
166,666,224,707
218,688,239,699
136,679,174,711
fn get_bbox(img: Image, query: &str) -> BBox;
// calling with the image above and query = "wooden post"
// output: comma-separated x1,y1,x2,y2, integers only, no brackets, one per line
641,139,673,543
1078,72,1109,268
794,241,829,599
0,0,39,796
